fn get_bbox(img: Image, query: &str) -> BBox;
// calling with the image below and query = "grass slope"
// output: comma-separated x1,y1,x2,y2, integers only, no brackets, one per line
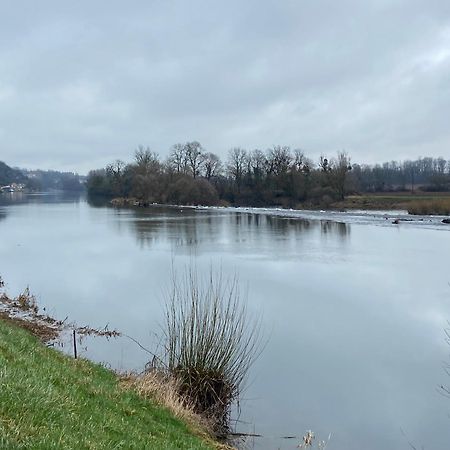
0,319,215,450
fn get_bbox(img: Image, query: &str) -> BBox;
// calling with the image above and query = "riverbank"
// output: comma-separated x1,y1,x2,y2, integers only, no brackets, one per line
331,192,450,213
109,192,450,215
0,316,223,450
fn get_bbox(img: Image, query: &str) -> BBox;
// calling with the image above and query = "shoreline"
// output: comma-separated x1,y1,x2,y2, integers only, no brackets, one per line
0,281,233,450
109,192,450,214
0,317,226,450
107,195,450,229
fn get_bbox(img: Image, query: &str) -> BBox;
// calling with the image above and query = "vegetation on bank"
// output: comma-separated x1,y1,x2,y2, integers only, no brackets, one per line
157,268,262,436
85,146,353,207
407,198,450,216
0,269,260,448
331,192,450,212
0,318,220,450
87,145,450,209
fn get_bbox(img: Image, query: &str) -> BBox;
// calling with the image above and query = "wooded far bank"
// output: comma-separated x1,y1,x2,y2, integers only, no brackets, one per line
87,143,450,208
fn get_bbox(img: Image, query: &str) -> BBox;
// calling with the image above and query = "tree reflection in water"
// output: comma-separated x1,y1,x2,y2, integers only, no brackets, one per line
116,207,350,255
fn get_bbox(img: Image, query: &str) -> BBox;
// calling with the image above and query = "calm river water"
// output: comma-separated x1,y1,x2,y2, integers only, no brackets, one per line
1,192,450,450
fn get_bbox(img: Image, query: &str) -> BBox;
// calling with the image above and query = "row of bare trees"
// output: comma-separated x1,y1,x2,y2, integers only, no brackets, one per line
87,142,450,206
352,157,450,192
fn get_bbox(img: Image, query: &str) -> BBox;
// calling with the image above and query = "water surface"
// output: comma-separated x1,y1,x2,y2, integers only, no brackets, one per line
1,192,449,450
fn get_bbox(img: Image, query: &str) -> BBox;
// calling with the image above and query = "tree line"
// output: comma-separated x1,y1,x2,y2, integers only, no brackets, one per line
86,143,450,207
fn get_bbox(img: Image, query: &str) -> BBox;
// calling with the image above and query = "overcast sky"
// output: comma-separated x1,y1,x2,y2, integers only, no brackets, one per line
1,1,450,174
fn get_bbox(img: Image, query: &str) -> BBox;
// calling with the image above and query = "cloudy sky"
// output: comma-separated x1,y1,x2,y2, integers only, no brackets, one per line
1,0,450,173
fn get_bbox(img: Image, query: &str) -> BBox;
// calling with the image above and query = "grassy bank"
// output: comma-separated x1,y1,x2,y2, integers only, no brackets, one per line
329,192,450,212
0,319,217,450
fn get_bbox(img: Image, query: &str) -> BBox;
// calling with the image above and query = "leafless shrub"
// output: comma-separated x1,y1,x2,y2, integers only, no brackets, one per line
160,266,262,435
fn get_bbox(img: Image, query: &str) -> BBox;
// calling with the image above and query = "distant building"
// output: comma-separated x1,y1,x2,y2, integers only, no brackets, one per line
0,183,25,192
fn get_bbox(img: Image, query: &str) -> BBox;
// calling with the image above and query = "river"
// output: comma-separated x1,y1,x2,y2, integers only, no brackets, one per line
1,192,450,449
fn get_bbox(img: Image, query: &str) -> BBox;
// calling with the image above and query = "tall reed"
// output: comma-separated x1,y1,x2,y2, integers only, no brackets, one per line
407,198,450,215
160,266,262,434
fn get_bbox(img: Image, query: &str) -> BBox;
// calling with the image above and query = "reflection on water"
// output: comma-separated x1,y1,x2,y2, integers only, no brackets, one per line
321,220,349,237
1,194,450,450
110,207,350,253
0,191,82,222
0,192,27,206
0,191,83,207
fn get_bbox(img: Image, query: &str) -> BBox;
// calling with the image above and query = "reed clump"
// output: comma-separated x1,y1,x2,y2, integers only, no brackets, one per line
159,267,262,436
407,198,450,215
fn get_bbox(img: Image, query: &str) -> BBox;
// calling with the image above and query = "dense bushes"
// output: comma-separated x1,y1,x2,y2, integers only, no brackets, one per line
87,144,450,208
167,177,219,206
87,144,354,207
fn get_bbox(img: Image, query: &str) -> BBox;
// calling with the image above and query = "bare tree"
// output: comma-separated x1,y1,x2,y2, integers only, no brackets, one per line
134,146,161,175
106,159,126,196
266,145,292,176
403,160,419,193
106,159,125,177
184,141,204,179
289,150,313,200
227,147,248,193
201,152,222,180
249,149,266,180
319,155,331,173
329,151,352,200
168,143,188,174
435,157,447,174
292,149,304,171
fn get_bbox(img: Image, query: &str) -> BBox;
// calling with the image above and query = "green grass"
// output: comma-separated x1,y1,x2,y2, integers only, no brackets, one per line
0,319,216,450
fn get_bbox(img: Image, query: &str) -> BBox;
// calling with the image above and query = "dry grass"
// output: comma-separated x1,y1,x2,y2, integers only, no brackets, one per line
0,287,61,343
124,370,207,429
407,198,450,215
122,370,234,450
0,282,121,345
0,310,60,342
329,192,450,212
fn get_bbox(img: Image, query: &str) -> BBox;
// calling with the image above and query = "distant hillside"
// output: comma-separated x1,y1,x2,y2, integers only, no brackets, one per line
23,169,85,191
0,161,26,186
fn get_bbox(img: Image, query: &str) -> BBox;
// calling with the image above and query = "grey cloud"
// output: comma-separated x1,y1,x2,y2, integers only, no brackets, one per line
1,0,450,172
